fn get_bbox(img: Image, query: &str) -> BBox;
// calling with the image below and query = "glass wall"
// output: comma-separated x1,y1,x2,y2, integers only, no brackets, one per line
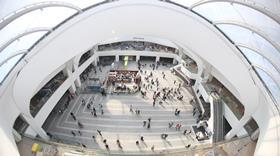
78,50,93,67
204,77,245,120
99,56,115,66
181,53,198,73
97,41,178,54
30,71,67,117
79,63,95,83
13,115,29,135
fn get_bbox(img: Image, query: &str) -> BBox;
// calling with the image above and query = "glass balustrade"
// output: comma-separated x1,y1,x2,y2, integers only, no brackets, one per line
30,71,67,117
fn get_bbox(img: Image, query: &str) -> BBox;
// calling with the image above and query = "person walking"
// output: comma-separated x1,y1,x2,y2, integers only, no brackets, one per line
143,121,147,127
176,123,179,131
105,144,109,150
71,131,76,136
140,136,144,142
178,124,182,131
82,98,85,106
136,141,139,146
148,117,151,123
97,129,102,136
183,129,187,135
177,110,181,116
147,122,151,129
151,145,155,151
161,134,168,139
78,130,82,136
117,139,122,149
70,112,74,117
77,121,83,128
72,115,76,121
168,122,174,128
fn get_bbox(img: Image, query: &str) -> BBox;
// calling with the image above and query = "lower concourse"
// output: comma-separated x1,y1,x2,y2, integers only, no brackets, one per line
43,61,201,153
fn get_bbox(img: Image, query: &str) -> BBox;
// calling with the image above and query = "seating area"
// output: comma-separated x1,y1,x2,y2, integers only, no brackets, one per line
97,41,179,55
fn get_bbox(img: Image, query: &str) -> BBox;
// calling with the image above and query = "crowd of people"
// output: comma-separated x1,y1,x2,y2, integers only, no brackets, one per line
54,61,207,152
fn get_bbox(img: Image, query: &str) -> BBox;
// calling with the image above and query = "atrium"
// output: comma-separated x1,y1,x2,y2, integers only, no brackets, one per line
0,0,279,156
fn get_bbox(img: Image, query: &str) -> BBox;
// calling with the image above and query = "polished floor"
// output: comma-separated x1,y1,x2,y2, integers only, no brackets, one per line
44,61,208,154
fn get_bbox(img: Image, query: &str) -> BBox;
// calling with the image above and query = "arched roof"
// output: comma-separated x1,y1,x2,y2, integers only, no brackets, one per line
0,0,279,103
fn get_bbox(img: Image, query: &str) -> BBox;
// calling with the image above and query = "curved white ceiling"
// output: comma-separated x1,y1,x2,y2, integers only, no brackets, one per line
0,0,279,103
12,0,259,119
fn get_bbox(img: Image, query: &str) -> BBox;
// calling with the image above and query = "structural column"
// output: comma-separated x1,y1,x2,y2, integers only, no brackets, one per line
12,129,22,142
74,78,82,88
115,55,119,62
93,55,98,66
63,67,76,94
156,56,160,62
225,117,250,139
136,55,140,62
173,58,177,64
23,114,49,139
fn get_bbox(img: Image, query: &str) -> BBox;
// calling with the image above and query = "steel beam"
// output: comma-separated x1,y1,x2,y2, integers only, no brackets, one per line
235,43,280,73
0,49,29,67
189,0,280,24
0,1,82,30
0,27,51,53
213,20,280,53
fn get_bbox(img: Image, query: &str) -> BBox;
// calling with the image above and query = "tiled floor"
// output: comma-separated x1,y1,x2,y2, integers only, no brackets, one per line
44,61,209,154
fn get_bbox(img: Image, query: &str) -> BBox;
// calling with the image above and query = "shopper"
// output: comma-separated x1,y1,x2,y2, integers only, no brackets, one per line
143,121,147,127
71,131,76,136
140,136,144,142
97,129,102,136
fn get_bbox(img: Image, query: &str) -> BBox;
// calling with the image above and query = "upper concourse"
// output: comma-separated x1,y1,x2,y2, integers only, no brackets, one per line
0,0,279,156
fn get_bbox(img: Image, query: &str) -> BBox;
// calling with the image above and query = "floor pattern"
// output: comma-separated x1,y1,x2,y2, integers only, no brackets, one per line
45,62,210,154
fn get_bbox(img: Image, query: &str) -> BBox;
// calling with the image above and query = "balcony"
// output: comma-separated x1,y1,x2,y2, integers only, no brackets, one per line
181,54,198,73
202,78,244,120
78,50,93,67
97,41,179,55
30,71,67,117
